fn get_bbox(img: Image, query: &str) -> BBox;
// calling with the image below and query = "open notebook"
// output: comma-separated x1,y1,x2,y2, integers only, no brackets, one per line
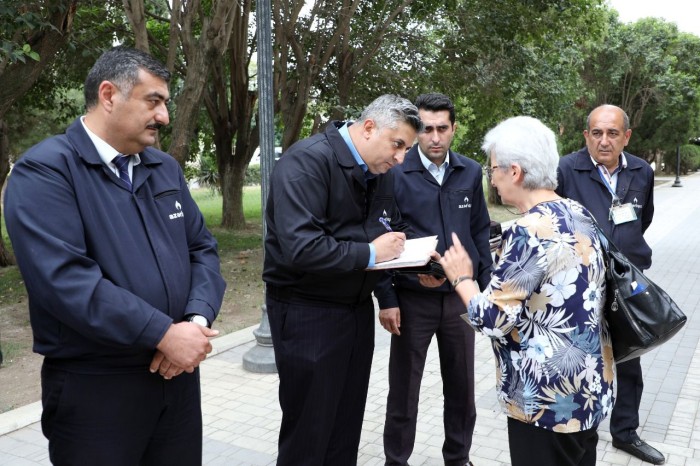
367,235,438,270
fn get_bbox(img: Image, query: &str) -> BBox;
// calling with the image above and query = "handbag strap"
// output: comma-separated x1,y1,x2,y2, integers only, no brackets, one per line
588,215,621,256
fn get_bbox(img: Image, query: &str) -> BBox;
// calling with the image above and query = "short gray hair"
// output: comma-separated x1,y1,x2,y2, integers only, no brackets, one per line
481,116,559,191
359,94,423,132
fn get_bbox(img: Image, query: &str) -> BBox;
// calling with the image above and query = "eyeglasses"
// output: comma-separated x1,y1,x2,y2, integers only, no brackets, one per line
483,165,502,181
483,164,527,181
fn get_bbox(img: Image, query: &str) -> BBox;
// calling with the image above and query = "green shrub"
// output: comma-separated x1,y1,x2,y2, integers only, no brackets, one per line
245,164,261,185
663,144,700,174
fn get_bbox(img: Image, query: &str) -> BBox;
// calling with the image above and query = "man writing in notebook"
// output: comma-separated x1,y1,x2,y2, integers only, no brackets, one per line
377,93,493,466
263,94,422,465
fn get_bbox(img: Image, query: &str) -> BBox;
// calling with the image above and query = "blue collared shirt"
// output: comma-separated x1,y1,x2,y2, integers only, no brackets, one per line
591,152,628,191
338,122,377,267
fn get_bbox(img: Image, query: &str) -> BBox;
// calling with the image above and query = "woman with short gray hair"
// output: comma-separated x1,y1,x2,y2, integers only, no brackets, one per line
438,116,615,466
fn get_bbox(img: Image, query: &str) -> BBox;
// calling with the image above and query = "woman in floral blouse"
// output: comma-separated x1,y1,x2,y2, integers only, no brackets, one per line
437,116,615,466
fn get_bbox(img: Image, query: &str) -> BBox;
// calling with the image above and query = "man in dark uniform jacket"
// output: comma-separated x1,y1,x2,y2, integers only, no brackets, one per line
4,47,225,465
556,104,664,465
376,93,492,466
263,94,422,466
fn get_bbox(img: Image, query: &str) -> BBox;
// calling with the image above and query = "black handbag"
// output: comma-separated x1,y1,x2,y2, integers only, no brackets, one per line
597,226,687,363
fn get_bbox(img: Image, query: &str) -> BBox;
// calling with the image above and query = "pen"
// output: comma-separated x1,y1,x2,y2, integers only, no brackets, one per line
379,217,392,232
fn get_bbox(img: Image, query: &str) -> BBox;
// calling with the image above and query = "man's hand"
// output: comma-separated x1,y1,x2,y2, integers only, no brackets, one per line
149,351,185,380
379,307,401,335
373,232,406,263
419,251,448,288
418,273,446,288
155,322,219,374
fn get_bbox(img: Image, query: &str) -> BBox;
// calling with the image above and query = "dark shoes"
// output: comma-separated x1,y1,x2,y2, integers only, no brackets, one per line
612,437,665,464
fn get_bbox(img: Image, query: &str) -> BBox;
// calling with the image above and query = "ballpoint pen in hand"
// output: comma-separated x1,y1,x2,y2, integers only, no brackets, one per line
379,217,392,232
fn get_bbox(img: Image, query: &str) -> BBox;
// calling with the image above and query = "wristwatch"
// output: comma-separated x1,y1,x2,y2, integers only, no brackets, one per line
185,314,211,328
451,275,473,288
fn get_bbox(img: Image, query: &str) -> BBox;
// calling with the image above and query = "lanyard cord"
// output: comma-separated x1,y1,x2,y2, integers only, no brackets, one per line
596,164,621,206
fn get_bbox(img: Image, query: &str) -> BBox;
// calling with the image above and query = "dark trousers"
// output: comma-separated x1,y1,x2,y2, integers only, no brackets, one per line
41,362,202,466
507,417,598,466
609,356,644,442
267,293,375,466
383,289,476,466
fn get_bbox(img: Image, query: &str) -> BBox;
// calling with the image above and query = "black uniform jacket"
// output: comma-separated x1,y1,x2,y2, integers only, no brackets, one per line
262,121,411,305
374,146,493,309
4,118,225,370
556,147,654,269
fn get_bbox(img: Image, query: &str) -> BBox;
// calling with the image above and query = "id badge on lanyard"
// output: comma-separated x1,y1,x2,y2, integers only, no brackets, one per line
610,202,637,224
598,165,637,225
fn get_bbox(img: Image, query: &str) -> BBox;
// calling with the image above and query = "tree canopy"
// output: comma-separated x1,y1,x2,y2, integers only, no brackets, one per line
3,0,700,236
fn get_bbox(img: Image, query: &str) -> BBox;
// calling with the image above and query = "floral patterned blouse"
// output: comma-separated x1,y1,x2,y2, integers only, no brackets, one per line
464,198,615,433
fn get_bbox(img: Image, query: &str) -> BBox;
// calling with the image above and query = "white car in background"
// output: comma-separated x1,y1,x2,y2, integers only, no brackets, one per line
250,146,282,165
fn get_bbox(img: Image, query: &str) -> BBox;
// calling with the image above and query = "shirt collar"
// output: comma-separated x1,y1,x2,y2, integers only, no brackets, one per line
338,121,373,178
589,152,627,173
417,146,450,171
80,116,142,167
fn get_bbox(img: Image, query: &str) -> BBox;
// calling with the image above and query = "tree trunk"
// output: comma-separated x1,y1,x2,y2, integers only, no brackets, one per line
168,0,237,167
167,51,211,167
0,1,77,268
273,0,413,147
215,125,249,229
203,1,259,230
220,162,247,229
280,94,309,150
0,120,15,266
123,0,238,168
0,1,77,118
122,0,149,52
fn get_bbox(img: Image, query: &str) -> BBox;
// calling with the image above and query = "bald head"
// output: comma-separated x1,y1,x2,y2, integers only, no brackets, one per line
583,105,632,171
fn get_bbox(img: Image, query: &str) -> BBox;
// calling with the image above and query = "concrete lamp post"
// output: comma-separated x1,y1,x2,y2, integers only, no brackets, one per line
672,145,683,187
242,0,277,373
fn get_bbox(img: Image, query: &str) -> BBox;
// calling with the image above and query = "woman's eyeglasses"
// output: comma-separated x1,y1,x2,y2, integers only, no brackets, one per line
483,165,501,181
483,164,527,181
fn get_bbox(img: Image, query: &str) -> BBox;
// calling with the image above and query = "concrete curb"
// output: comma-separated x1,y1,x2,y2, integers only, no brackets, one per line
0,401,42,437
0,324,259,436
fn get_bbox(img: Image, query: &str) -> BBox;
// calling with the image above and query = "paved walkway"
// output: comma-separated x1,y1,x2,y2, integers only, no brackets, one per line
2,174,700,465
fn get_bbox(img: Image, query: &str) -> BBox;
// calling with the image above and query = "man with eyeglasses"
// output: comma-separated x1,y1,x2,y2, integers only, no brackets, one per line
556,104,663,465
376,93,493,466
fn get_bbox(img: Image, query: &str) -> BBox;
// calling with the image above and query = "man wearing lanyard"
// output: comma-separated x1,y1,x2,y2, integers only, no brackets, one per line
556,104,664,465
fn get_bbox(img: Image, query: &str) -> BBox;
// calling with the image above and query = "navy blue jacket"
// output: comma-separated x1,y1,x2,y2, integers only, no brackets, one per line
374,146,493,309
4,118,226,370
556,147,654,270
262,121,410,305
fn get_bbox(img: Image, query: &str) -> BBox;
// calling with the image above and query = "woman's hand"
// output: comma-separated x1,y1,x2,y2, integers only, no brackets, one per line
440,233,479,306
440,232,474,283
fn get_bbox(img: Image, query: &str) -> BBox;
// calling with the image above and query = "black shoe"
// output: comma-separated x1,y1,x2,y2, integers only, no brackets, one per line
612,437,665,464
